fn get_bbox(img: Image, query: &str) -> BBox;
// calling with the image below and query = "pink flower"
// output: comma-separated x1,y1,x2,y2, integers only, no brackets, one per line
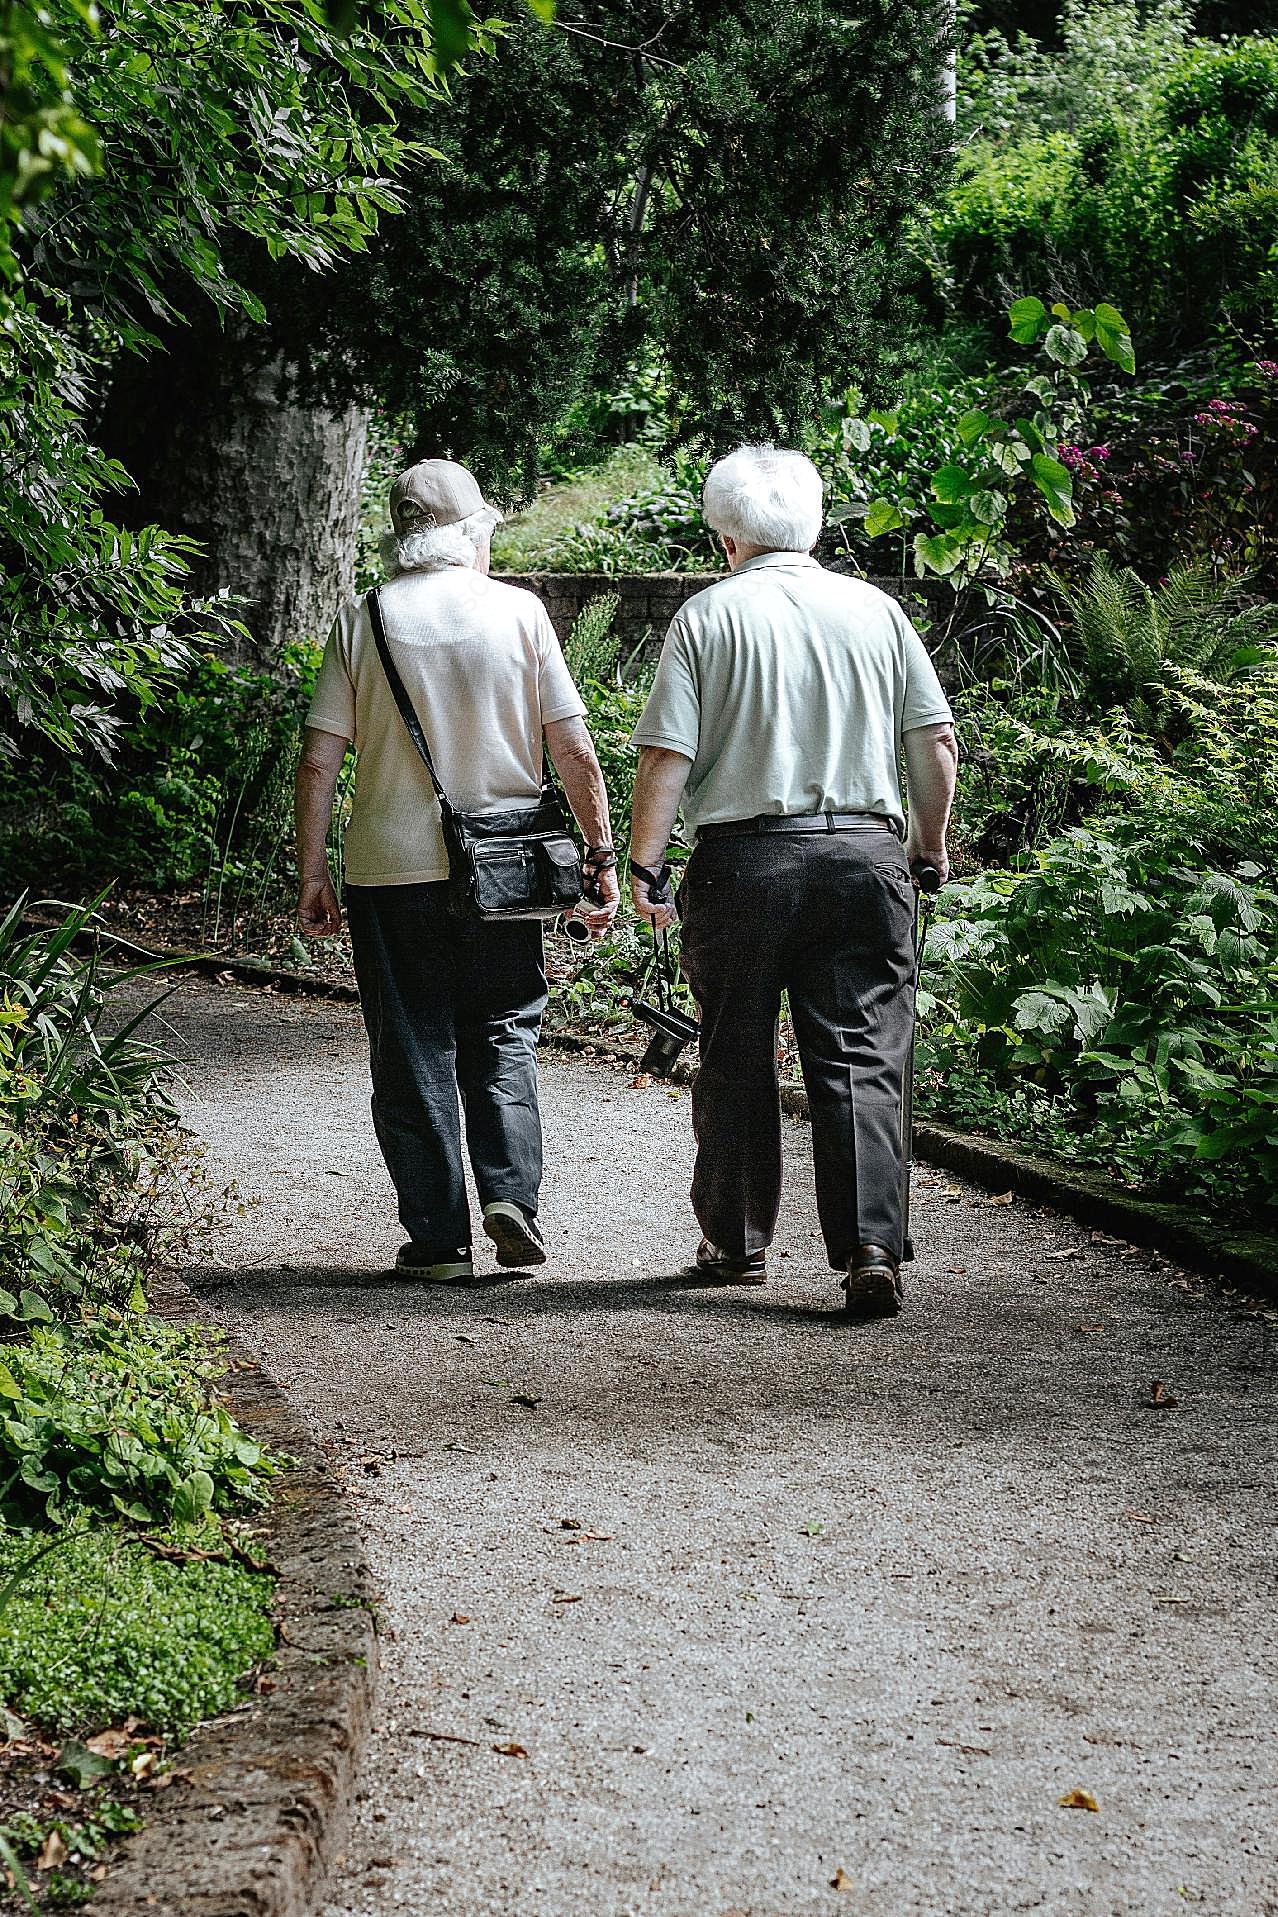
1086,444,1111,461
1256,360,1278,379
1207,398,1242,414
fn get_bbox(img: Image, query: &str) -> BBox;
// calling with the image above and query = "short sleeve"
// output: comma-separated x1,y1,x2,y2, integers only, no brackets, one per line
306,606,358,740
630,618,700,758
536,610,587,724
898,614,954,733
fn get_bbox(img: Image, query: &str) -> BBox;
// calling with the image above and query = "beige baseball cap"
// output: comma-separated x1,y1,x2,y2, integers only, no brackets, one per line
389,458,500,536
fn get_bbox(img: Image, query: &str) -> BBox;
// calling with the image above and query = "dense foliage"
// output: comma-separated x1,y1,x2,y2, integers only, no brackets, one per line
0,1527,275,1734
0,901,192,1315
286,0,954,493
940,6,1278,355
0,0,491,759
0,1318,282,1529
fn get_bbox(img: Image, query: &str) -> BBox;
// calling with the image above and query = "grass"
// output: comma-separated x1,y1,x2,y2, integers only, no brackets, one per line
491,444,664,573
0,1527,275,1737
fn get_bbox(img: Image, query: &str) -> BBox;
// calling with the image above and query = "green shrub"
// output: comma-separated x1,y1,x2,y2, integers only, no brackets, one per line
0,644,321,910
0,901,190,1315
0,1318,283,1530
0,1527,274,1736
920,824,1278,1219
940,28,1278,354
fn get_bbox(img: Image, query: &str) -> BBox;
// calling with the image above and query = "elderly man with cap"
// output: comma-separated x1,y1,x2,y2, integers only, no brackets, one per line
628,444,958,1319
295,458,619,1282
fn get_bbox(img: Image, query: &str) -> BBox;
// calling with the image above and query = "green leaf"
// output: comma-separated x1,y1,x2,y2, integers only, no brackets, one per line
1044,324,1088,368
956,409,994,446
968,489,1007,527
17,1290,54,1324
928,501,968,530
1008,295,1047,344
864,497,904,539
844,417,872,453
1013,415,1046,456
0,1363,24,1401
1094,302,1136,374
931,464,972,504
1029,453,1075,527
172,1469,215,1526
913,531,963,577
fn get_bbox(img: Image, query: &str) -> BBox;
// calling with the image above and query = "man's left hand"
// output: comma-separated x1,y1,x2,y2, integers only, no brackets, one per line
573,867,621,938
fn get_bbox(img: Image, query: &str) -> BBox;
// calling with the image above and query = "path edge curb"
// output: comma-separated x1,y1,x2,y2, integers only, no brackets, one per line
85,1272,377,1917
107,937,1277,1302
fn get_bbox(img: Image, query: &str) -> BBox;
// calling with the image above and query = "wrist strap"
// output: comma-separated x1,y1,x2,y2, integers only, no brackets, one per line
630,859,673,905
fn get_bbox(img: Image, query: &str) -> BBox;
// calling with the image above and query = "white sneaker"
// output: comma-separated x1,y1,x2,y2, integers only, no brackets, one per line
482,1202,547,1268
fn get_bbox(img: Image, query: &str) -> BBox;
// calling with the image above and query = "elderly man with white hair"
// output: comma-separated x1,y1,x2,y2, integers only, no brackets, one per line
629,444,957,1318
296,458,619,1283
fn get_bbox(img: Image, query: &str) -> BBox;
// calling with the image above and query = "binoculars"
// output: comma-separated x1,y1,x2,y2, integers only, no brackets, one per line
633,997,701,1077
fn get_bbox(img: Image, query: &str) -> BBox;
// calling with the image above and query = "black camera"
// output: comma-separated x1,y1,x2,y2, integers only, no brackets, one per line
634,998,700,1077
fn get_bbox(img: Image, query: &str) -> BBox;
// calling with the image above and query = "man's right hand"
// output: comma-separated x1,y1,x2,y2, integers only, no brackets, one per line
631,872,677,931
298,875,342,937
906,843,949,888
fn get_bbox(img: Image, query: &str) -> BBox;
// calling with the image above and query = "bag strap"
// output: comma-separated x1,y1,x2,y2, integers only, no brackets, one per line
366,588,452,813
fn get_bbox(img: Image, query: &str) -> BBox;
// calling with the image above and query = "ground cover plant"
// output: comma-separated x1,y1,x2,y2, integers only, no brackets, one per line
0,907,284,1908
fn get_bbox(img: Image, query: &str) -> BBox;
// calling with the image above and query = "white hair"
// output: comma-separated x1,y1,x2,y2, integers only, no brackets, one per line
381,507,502,576
702,444,824,553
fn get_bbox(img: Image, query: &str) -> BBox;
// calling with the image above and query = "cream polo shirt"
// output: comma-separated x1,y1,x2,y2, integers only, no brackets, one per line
631,553,953,838
306,568,586,886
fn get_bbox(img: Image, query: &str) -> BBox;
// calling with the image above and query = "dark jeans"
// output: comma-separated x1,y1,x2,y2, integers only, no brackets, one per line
346,883,547,1256
678,830,917,1267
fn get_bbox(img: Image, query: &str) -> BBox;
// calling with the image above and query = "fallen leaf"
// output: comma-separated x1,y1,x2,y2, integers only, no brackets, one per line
551,1592,583,1604
1123,1510,1155,1523
559,1517,583,1530
1058,1788,1099,1811
629,1074,652,1090
131,1750,158,1778
450,1612,470,1626
945,1264,968,1275
1147,1380,1180,1409
85,1728,129,1759
90,1864,109,1882
830,1866,854,1890
985,1190,1014,1206
37,1830,69,1871
492,1741,529,1758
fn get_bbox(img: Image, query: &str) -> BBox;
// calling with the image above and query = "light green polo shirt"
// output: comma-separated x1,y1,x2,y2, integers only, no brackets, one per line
631,553,953,837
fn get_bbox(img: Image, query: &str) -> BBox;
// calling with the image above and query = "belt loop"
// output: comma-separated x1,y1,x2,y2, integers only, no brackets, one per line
825,811,834,832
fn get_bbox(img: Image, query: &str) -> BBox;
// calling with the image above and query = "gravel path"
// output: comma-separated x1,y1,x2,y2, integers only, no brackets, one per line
168,976,1277,1917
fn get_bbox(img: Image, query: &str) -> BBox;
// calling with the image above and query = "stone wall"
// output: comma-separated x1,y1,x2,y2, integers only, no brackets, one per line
493,570,947,666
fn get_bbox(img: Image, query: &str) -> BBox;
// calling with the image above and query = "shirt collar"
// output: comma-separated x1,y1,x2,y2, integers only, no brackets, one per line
733,551,822,576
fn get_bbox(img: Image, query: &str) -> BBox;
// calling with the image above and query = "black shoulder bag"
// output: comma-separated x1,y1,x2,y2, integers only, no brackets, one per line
367,588,584,921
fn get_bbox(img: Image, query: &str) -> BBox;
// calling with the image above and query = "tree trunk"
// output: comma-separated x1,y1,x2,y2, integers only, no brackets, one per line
99,323,368,666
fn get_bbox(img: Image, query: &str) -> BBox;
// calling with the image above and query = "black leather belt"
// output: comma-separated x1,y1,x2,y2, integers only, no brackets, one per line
697,812,894,841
